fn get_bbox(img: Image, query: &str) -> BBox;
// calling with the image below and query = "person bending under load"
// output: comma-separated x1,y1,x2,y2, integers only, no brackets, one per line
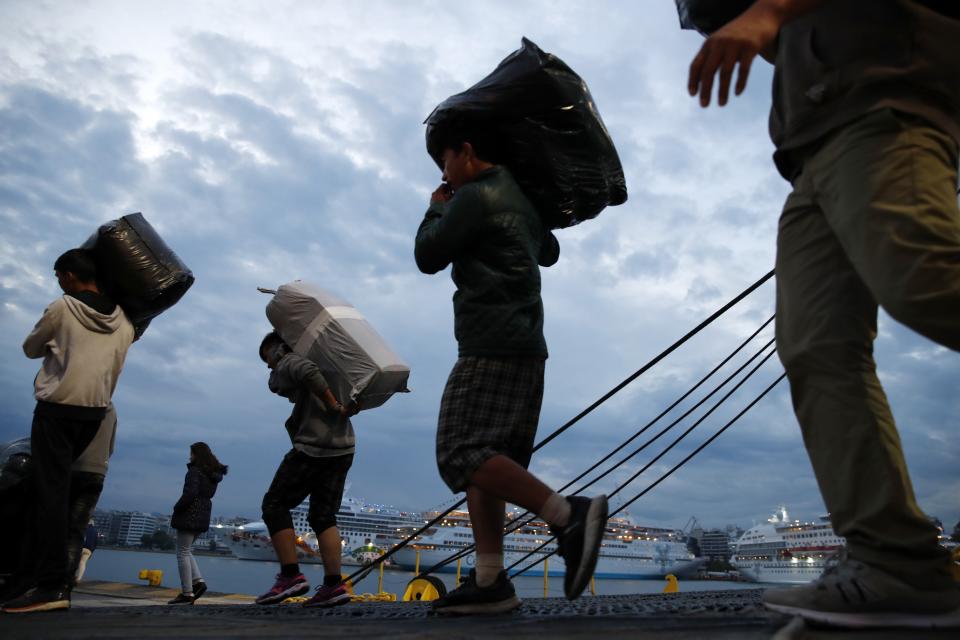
3,249,134,615
414,124,608,615
687,0,960,629
255,332,358,608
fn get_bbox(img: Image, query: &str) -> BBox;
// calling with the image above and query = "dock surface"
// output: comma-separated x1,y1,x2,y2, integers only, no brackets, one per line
1,580,957,639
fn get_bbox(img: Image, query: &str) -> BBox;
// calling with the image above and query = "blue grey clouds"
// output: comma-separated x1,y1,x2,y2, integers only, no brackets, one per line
0,1,956,531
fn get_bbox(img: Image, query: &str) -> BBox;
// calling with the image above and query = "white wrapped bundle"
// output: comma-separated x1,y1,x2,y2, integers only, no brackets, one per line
265,281,410,410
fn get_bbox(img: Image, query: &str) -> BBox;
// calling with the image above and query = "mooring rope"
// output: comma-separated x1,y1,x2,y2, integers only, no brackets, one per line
508,368,786,578
342,270,775,584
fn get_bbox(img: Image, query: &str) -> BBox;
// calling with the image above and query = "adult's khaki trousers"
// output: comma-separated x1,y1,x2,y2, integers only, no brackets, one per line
775,108,959,589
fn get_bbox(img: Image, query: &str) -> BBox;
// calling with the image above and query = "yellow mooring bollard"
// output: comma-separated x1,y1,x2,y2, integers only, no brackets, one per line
402,575,446,602
543,557,549,598
138,569,163,587
663,573,679,593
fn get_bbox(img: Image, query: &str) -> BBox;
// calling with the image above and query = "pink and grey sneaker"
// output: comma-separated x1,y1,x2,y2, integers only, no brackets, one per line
255,573,309,605
303,583,351,608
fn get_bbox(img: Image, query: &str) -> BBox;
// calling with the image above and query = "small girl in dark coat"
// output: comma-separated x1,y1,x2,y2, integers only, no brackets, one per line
168,442,227,605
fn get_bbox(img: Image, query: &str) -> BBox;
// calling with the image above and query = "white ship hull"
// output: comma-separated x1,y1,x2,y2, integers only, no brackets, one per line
732,506,843,585
735,561,827,584
227,534,325,564
225,495,420,567
393,546,704,579
226,531,391,566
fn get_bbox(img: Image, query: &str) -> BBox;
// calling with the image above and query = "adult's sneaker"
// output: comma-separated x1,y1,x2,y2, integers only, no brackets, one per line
762,550,960,629
550,495,608,600
2,586,71,613
255,573,309,605
432,569,521,615
302,584,351,608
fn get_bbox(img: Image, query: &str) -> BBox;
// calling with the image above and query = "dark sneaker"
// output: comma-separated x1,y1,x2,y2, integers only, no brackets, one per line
167,593,195,605
2,586,70,613
763,551,960,629
550,495,608,600
302,584,351,608
255,573,309,605
191,581,207,600
432,569,521,615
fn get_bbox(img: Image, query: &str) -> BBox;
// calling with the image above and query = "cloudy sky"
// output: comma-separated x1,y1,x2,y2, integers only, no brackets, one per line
1,0,957,533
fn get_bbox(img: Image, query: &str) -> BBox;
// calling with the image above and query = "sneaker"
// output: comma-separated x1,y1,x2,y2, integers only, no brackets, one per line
167,593,195,605
255,573,309,605
302,584,351,609
191,581,207,600
432,569,521,615
2,586,70,613
762,550,960,629
550,495,608,600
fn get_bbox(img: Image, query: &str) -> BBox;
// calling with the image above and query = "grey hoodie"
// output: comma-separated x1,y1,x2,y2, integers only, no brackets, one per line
268,351,355,458
23,294,134,413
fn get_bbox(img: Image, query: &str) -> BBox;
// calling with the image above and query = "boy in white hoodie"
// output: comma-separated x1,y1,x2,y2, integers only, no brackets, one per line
3,249,134,614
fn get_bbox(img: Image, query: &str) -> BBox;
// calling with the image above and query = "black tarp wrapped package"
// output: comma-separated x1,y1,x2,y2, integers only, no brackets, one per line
265,281,410,411
82,212,194,337
675,0,755,34
425,37,627,229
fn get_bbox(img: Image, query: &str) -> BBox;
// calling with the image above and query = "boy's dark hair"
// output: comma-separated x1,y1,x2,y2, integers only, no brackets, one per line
54,249,97,283
259,331,285,362
427,118,506,167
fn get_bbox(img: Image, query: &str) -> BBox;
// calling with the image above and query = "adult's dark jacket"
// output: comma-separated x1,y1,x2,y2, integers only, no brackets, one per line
414,166,560,358
769,0,960,180
171,463,225,533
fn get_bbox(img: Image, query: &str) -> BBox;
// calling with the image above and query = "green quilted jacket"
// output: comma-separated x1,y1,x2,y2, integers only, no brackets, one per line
415,166,560,358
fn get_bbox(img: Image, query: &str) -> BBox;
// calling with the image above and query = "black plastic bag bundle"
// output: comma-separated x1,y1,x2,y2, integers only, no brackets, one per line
675,0,754,34
425,38,627,229
82,212,194,337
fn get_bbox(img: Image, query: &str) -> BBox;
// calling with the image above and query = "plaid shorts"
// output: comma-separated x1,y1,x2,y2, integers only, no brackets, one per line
436,356,546,492
261,449,353,536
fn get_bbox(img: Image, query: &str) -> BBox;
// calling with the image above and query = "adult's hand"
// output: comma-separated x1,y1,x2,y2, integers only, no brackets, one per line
341,400,360,418
688,0,826,107
688,3,781,107
431,183,453,203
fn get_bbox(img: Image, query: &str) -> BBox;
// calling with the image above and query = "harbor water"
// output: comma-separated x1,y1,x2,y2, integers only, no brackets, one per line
81,548,758,599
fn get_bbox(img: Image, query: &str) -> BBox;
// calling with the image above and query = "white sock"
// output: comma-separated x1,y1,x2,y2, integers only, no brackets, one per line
475,553,504,588
539,492,571,528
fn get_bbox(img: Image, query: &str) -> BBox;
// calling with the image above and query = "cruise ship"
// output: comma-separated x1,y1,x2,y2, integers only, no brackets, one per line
732,506,844,584
226,496,423,565
391,510,704,579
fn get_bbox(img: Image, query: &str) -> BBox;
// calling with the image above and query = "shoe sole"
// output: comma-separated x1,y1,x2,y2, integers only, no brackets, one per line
765,603,960,629
255,582,310,605
2,600,70,613
302,592,351,609
565,495,608,600
434,595,522,615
